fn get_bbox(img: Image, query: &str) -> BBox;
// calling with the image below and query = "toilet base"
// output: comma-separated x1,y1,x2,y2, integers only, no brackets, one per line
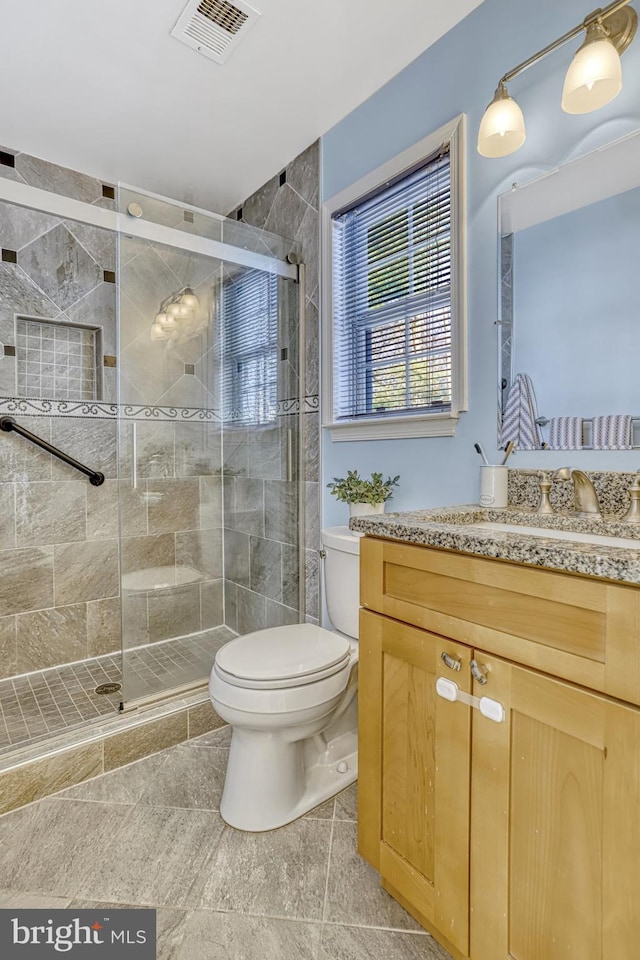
219,718,358,832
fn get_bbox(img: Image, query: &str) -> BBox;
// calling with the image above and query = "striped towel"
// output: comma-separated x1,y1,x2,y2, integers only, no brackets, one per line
548,417,583,450
500,373,544,450
592,415,632,450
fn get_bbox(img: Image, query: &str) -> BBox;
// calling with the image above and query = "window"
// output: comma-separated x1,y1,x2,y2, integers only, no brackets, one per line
222,268,278,424
323,116,466,440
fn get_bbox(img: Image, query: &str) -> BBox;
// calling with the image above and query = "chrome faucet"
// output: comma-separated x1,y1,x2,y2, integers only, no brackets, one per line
624,472,640,523
553,468,601,518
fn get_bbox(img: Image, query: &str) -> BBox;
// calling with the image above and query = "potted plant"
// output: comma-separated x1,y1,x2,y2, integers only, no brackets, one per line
327,470,400,518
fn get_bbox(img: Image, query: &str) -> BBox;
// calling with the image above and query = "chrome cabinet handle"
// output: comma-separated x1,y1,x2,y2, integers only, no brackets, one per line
441,651,462,672
470,659,488,685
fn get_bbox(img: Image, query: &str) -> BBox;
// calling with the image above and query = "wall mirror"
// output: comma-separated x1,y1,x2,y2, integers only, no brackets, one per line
498,129,640,450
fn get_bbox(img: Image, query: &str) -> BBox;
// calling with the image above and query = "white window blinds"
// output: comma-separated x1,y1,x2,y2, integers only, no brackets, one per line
332,146,452,422
222,268,278,424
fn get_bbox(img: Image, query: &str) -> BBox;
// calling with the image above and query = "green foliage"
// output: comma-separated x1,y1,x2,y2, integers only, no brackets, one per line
326,470,400,505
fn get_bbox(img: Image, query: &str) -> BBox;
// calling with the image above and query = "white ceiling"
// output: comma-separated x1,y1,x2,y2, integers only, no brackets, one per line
0,0,483,214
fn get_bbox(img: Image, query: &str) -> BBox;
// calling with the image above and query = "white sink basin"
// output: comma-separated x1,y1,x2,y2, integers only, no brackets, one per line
471,521,640,550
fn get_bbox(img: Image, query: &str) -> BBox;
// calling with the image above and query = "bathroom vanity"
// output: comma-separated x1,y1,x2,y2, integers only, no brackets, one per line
353,506,640,960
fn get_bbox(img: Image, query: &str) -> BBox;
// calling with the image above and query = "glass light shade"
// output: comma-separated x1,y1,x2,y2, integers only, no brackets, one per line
150,322,167,341
477,87,526,158
166,302,183,317
179,292,199,310
156,312,177,330
562,34,622,114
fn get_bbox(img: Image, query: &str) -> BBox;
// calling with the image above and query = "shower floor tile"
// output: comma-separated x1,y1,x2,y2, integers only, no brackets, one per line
122,626,236,703
0,626,235,757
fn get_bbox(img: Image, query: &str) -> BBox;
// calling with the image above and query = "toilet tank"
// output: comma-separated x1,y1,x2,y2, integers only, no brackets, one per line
321,526,363,640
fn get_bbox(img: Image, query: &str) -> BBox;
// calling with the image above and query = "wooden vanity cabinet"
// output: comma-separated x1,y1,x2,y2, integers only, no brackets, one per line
470,652,640,960
359,609,473,958
358,537,640,960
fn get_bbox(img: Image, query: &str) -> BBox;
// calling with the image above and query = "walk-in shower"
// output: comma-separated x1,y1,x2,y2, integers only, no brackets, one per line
0,161,304,763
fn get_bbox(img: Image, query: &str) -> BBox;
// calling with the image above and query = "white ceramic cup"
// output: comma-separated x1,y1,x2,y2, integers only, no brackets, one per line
479,465,508,508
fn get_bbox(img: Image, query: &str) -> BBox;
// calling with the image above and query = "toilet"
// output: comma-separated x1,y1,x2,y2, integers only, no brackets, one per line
209,525,361,831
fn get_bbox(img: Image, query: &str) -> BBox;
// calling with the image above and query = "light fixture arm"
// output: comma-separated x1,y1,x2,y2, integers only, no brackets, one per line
499,0,635,86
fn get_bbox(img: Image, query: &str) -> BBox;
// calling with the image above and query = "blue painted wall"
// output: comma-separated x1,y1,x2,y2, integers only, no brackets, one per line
321,0,640,527
514,186,640,420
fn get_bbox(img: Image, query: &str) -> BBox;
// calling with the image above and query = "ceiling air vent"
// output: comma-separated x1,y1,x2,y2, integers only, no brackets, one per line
171,0,261,64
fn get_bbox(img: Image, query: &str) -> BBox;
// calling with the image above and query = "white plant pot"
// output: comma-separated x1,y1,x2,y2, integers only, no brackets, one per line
348,501,385,518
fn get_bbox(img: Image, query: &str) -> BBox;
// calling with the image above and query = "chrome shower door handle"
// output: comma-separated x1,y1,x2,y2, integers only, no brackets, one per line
286,428,293,482
132,421,137,489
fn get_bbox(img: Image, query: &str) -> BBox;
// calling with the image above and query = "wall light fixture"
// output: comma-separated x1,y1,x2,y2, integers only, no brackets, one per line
478,0,637,158
150,287,206,343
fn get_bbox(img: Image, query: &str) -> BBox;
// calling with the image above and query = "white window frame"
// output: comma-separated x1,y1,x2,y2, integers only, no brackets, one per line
321,114,467,441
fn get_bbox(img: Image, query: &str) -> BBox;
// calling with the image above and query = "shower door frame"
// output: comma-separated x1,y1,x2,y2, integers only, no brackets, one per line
0,175,307,710
115,184,307,708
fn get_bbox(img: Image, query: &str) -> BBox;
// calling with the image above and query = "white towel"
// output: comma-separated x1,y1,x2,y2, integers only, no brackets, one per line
500,373,544,451
592,415,632,450
548,417,583,450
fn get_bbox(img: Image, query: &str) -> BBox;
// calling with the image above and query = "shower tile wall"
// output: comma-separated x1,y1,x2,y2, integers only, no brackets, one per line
0,148,224,681
0,148,118,679
228,140,320,624
0,411,224,681
0,414,120,679
0,149,117,404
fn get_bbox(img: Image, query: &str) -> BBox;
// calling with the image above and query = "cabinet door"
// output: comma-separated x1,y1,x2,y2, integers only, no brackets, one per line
470,652,640,960
359,609,472,957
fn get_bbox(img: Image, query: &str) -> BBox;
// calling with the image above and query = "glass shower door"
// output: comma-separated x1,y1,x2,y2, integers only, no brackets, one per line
118,186,225,705
117,186,302,707
220,262,303,637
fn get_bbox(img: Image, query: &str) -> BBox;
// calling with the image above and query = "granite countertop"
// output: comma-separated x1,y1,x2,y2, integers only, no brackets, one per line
349,505,640,584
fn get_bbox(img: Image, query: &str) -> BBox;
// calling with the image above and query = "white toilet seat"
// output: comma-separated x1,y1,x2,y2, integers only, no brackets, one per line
208,526,361,831
214,624,351,689
214,657,350,690
210,625,356,718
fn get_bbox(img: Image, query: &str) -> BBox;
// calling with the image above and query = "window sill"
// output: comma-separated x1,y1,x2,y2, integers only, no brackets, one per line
326,411,460,441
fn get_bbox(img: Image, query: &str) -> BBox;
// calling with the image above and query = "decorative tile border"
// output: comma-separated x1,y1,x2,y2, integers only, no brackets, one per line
0,397,118,419
220,395,319,423
0,396,221,422
0,395,318,423
277,395,319,416
121,404,220,423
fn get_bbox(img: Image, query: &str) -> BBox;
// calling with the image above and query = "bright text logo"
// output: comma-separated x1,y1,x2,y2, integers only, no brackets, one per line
1,909,156,958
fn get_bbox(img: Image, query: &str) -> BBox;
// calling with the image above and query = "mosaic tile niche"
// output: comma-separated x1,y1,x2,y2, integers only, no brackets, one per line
16,317,100,401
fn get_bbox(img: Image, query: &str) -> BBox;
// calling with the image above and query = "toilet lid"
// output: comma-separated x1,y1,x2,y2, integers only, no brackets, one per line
215,624,351,687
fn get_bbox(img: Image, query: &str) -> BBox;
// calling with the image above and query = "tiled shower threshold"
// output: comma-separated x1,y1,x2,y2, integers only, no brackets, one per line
0,625,235,772
0,684,211,776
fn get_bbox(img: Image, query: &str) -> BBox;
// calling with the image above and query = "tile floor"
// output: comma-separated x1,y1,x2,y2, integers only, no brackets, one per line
0,725,451,960
0,626,234,754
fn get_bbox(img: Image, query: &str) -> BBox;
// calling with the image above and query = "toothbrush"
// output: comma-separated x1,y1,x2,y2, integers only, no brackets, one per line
501,440,515,465
474,442,490,466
